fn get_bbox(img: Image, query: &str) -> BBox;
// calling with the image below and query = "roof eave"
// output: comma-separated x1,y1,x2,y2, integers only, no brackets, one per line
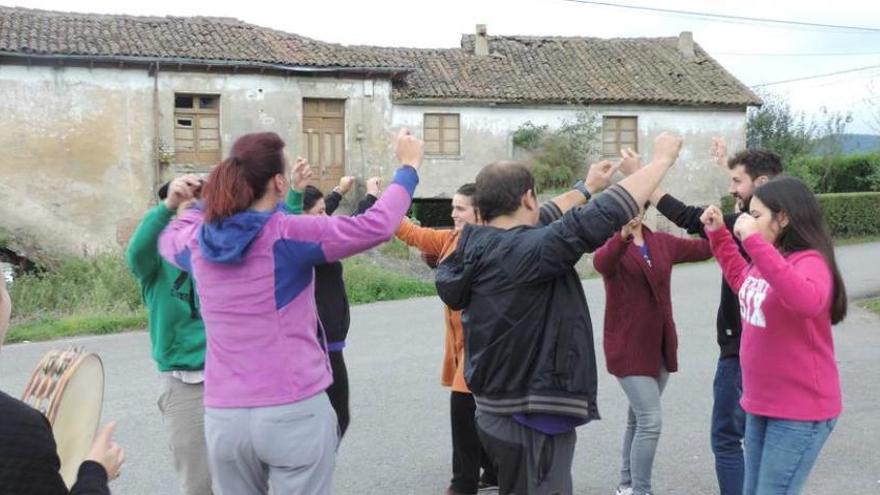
0,51,412,76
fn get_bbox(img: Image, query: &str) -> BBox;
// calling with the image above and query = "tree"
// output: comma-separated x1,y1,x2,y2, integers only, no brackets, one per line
747,91,817,165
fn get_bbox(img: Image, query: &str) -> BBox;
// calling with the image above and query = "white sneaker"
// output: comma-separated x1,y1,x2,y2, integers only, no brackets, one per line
615,487,633,495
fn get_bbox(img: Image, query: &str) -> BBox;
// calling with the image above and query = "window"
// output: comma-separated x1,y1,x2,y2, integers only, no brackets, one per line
602,116,638,158
174,94,221,167
302,99,346,191
424,114,460,155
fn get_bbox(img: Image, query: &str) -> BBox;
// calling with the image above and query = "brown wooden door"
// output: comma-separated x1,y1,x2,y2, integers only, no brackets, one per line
303,99,345,191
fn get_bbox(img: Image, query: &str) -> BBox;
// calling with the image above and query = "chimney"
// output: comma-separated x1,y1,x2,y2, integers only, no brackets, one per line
678,31,695,60
474,24,489,56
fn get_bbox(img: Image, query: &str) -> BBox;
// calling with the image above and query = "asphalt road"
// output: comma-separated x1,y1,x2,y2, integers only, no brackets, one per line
1,242,878,494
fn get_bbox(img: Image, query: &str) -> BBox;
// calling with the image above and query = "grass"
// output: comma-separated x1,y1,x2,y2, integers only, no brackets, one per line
860,297,880,317
377,237,412,260
6,250,436,343
343,255,436,304
834,235,880,246
7,312,148,344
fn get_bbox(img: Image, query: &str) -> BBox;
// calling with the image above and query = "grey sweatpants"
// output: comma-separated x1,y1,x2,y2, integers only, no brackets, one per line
157,375,213,495
617,367,670,495
204,392,338,495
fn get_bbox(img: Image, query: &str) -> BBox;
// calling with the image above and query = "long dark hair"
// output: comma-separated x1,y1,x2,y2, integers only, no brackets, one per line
754,177,847,323
202,132,286,222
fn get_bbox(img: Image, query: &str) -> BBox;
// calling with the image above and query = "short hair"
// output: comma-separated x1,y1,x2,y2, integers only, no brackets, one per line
302,185,324,211
456,183,476,197
475,161,534,222
728,149,783,180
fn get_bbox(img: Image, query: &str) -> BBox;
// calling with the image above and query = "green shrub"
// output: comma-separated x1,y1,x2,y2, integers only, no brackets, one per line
410,199,453,228
342,256,436,304
787,153,880,193
717,191,880,238
817,192,880,237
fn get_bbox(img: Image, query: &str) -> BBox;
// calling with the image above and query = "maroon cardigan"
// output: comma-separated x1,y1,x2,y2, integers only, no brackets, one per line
593,227,712,378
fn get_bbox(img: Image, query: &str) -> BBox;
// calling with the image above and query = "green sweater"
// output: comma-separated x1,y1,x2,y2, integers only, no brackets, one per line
125,204,206,371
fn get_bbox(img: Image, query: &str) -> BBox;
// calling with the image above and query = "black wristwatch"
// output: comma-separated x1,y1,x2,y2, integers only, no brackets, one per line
572,179,591,201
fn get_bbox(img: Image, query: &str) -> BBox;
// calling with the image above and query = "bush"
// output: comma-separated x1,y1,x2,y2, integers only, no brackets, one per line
410,199,453,228
342,256,436,304
817,192,880,237
716,191,880,238
512,111,600,191
787,153,880,193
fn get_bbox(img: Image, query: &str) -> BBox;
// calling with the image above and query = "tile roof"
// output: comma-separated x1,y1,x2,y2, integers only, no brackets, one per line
0,6,761,106
384,35,762,106
0,6,410,71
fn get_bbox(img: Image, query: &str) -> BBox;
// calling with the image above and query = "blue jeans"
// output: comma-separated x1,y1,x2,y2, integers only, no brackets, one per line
712,357,746,495
744,414,837,495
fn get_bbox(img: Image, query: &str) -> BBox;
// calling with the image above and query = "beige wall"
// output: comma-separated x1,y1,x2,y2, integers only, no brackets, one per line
392,103,747,200
0,63,394,258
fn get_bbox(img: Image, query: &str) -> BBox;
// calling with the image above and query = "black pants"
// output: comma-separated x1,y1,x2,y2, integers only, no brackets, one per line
450,391,497,493
327,350,351,438
476,410,576,495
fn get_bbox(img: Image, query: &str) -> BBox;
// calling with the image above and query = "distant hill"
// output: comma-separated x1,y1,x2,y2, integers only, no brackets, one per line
813,134,880,155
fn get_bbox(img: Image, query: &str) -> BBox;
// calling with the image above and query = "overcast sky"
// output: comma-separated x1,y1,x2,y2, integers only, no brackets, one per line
12,0,880,134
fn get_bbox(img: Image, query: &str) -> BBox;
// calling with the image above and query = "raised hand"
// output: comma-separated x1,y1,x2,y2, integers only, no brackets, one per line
621,218,640,239
700,205,725,232
290,157,312,191
395,128,424,170
733,213,759,240
584,160,620,194
164,174,201,210
336,176,356,196
710,137,729,169
366,177,382,197
652,132,683,169
86,422,126,482
618,148,642,176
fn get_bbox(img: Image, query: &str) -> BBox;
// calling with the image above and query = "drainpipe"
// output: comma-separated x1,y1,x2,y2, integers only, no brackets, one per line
152,62,160,203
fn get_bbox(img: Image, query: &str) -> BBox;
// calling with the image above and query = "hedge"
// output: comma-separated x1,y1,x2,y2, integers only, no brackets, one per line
409,199,453,228
787,153,880,194
817,192,880,237
718,192,880,237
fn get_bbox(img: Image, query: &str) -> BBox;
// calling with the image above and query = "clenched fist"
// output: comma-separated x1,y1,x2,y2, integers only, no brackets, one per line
395,128,424,170
653,132,683,169
700,205,725,233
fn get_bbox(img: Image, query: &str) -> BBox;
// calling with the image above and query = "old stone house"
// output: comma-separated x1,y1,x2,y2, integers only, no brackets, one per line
0,7,760,257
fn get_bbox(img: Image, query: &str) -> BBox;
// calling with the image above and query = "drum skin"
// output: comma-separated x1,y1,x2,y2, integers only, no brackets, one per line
21,348,105,488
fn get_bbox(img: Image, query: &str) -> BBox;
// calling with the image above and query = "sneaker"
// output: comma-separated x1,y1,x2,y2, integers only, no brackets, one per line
615,487,633,495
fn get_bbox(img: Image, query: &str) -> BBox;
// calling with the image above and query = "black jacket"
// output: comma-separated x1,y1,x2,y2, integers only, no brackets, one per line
315,192,377,346
436,185,638,421
0,391,109,495
655,193,746,359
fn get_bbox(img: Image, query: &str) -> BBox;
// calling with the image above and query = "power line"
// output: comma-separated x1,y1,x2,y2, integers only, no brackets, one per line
750,64,880,88
558,0,880,33
717,51,880,57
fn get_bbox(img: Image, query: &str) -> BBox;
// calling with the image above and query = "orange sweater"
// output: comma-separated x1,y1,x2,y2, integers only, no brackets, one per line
396,220,470,393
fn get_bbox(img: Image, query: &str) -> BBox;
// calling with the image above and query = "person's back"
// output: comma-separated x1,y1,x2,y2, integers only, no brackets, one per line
158,129,424,495
436,135,682,495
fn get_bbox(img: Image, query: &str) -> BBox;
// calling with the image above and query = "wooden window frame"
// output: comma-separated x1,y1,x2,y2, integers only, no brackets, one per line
174,94,221,167
424,113,461,156
601,116,638,159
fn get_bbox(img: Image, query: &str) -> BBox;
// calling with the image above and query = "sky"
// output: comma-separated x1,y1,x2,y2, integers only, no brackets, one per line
11,0,880,134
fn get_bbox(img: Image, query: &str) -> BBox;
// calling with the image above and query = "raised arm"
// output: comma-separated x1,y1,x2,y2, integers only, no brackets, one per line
158,206,202,273
396,219,453,257
703,206,750,292
592,227,633,277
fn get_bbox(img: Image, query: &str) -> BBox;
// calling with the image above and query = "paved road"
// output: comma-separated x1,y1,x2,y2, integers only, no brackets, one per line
1,243,879,494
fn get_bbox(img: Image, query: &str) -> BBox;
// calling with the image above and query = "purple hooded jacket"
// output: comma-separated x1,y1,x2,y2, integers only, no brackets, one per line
159,166,418,408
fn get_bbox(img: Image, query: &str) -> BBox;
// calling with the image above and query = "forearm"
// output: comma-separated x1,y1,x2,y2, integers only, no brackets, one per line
617,160,673,210
286,189,304,215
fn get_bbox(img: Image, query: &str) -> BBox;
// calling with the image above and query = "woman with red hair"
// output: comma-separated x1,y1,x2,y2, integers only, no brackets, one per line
159,129,424,495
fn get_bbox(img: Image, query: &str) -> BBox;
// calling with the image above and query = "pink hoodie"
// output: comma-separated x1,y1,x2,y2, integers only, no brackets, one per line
707,227,842,421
